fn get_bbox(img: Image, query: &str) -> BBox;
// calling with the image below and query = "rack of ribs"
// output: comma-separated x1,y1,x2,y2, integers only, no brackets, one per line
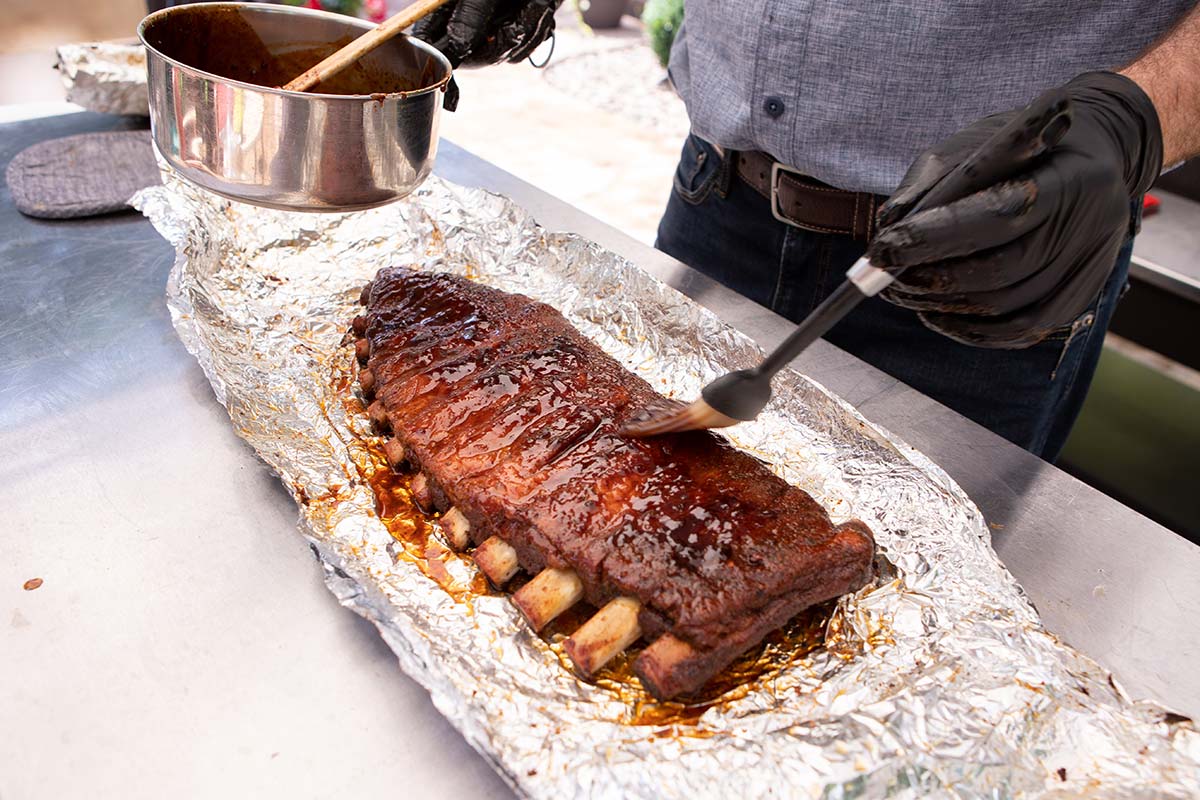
352,267,875,700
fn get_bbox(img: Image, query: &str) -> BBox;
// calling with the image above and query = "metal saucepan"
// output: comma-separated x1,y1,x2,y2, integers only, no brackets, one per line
138,2,452,212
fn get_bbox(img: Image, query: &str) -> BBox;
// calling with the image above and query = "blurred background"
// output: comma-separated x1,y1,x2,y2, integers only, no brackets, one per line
4,0,146,103
3,0,1197,540
1,0,687,244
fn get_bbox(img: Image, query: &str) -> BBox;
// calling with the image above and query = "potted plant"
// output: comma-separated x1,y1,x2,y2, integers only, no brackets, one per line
642,0,683,67
576,0,628,29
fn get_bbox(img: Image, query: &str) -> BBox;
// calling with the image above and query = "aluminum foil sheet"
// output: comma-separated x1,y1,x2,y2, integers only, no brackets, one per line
132,169,1200,799
55,42,148,116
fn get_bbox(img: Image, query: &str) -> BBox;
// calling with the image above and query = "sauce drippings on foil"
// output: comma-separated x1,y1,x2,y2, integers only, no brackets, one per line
340,359,840,728
355,428,489,602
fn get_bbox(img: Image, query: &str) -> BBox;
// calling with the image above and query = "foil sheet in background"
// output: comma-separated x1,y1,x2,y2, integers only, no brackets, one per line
133,170,1199,799
55,42,148,117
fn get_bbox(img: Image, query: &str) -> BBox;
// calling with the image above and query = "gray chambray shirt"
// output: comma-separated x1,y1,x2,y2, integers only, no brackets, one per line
669,1,1195,195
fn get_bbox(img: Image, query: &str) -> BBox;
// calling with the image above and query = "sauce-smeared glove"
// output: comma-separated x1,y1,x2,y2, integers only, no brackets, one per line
868,72,1163,348
414,0,559,68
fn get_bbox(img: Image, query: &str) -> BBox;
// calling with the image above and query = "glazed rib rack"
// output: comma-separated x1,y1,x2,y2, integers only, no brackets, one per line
352,267,875,699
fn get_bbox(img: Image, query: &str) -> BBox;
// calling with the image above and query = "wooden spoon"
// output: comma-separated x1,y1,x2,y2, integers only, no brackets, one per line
283,0,454,93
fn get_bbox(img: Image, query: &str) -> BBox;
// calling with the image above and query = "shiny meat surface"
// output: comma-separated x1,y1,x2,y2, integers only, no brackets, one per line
361,267,875,697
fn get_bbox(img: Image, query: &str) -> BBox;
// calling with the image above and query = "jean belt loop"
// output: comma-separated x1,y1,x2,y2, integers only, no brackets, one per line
711,142,732,199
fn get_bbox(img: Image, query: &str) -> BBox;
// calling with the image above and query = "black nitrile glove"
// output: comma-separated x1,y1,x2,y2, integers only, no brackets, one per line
416,0,559,111
415,0,559,68
868,72,1163,348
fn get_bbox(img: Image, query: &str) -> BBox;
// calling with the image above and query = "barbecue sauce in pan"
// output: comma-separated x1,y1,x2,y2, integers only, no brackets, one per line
144,6,429,95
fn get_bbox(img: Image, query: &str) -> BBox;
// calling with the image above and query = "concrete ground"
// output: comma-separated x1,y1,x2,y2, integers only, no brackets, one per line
1,5,684,244
441,17,689,243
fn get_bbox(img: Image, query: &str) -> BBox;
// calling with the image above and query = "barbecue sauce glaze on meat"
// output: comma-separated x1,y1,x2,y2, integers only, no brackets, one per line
358,267,875,699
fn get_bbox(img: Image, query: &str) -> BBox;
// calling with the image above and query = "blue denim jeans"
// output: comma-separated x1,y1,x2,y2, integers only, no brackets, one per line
656,134,1134,460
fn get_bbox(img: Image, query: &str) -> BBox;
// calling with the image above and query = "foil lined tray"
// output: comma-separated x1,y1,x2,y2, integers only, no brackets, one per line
132,170,1200,799
55,41,148,116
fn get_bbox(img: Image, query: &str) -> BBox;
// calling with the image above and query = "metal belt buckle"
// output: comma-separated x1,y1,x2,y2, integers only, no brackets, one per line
768,161,807,228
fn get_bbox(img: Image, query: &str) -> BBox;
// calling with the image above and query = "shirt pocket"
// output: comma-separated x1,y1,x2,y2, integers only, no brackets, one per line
672,134,722,205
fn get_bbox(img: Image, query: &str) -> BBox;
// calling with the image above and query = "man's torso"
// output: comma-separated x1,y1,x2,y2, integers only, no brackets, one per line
670,0,1195,194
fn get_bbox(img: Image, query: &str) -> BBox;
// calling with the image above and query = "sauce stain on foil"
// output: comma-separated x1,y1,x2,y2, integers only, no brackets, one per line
318,376,488,603
355,428,489,602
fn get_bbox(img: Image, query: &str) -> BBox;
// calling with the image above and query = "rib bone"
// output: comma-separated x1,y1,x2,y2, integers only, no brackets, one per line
438,507,470,550
358,281,373,305
512,568,583,631
351,314,368,335
359,368,376,394
473,536,520,586
368,401,390,433
382,438,407,471
564,596,642,677
410,472,434,512
633,634,728,700
355,338,370,364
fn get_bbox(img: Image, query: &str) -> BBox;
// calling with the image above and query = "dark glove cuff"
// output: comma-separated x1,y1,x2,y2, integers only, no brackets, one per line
1067,70,1164,197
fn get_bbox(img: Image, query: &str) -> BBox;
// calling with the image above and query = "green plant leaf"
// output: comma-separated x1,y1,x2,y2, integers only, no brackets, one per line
641,0,684,68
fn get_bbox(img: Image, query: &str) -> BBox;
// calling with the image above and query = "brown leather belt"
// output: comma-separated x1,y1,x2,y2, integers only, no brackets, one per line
733,150,884,241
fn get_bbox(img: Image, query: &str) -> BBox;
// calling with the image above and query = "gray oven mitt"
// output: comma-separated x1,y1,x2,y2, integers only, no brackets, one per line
6,130,161,219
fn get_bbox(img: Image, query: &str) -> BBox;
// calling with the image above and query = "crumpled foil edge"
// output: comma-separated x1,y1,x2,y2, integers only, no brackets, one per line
55,42,148,117
133,170,1200,800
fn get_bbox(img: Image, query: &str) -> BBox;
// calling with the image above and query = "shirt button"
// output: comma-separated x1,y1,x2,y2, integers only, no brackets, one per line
763,96,786,118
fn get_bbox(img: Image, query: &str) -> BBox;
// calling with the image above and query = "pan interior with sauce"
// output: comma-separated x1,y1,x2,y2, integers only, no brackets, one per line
141,4,437,95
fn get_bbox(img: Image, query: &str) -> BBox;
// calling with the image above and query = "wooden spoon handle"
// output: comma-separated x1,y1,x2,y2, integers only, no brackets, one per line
283,0,455,93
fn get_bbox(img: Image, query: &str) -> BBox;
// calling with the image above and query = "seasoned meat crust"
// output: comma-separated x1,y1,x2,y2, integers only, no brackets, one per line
360,267,874,697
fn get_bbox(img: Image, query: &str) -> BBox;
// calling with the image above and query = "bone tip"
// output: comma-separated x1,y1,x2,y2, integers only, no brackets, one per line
512,593,550,632
439,507,470,550
368,400,390,432
633,634,706,701
512,568,583,632
562,637,592,677
382,438,407,471
351,314,368,335
358,282,373,306
359,368,376,394
410,472,434,512
563,637,612,679
564,596,642,677
473,536,520,587
355,338,370,365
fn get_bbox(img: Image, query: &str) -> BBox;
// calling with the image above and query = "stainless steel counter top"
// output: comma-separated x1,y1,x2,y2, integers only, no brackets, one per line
1133,189,1200,304
3,110,1198,800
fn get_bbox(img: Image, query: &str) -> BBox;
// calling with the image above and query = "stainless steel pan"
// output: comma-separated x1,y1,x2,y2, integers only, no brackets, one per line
138,2,452,212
